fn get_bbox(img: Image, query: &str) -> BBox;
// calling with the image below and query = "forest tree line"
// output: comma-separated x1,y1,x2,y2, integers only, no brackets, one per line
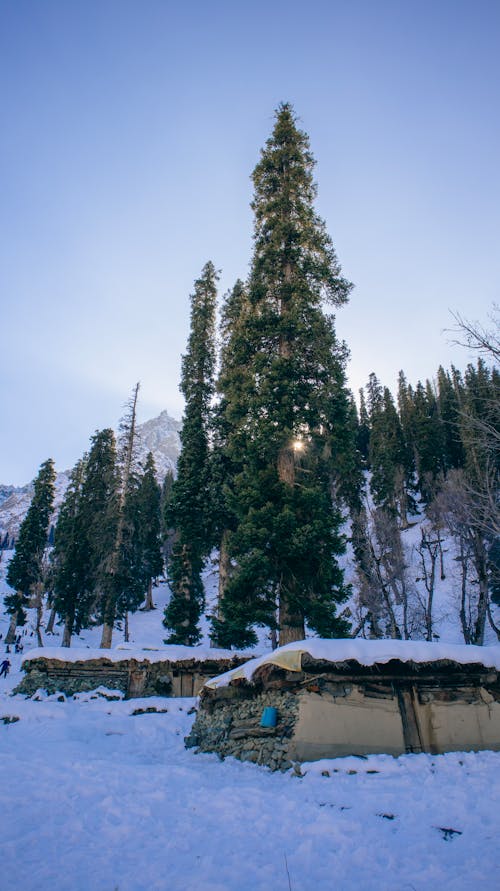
3,105,498,650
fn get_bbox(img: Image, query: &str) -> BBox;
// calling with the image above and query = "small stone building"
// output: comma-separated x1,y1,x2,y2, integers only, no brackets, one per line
187,639,500,770
16,645,252,699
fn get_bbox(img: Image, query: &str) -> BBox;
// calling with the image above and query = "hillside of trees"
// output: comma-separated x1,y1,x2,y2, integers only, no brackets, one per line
3,105,498,650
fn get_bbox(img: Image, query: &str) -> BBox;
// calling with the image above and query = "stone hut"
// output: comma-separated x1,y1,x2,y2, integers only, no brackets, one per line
187,639,500,770
16,645,253,699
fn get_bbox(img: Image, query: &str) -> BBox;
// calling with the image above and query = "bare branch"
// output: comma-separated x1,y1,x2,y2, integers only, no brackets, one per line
448,305,500,363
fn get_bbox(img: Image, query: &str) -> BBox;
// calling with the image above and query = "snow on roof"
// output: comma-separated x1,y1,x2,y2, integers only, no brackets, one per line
204,638,500,690
22,644,254,667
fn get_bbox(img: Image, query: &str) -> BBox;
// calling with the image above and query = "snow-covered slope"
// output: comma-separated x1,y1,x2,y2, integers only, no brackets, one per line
1,524,499,890
1,662,499,890
0,410,181,544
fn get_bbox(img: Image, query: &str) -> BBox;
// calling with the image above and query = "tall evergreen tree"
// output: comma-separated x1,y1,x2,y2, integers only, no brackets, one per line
436,365,465,471
114,469,146,640
5,458,56,644
135,452,163,611
78,428,121,637
209,280,252,643
397,371,415,461
51,458,90,646
357,388,371,466
366,372,383,417
214,103,352,647
163,262,218,644
99,383,141,648
410,379,446,500
369,386,414,525
324,370,364,514
160,469,175,567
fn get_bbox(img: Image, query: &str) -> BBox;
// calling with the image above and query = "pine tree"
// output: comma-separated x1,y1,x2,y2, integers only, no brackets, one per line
330,386,364,514
357,388,370,465
163,262,218,644
99,383,141,648
215,103,353,647
114,470,145,640
5,458,56,644
136,452,163,611
209,280,251,644
436,365,465,471
112,453,162,638
410,380,445,500
397,371,415,460
51,458,90,646
78,428,121,637
369,386,414,525
366,372,383,417
160,469,175,566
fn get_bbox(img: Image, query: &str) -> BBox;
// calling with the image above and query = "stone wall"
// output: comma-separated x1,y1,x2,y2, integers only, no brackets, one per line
186,688,299,770
188,659,500,769
15,655,248,699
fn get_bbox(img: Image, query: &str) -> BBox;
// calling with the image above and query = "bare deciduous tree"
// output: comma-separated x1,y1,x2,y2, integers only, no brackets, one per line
434,470,493,644
450,304,500,363
352,505,420,640
415,526,439,642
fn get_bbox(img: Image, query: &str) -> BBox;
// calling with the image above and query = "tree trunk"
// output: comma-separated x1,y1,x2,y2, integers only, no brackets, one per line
381,586,401,639
278,600,305,645
459,540,471,644
62,615,72,647
100,621,113,649
46,605,57,635
472,530,488,646
124,611,129,643
278,581,305,646
143,578,155,610
277,444,305,644
437,530,446,580
487,600,500,641
402,586,410,641
34,582,44,647
211,530,231,647
5,611,18,645
474,571,489,646
277,446,295,486
217,530,231,605
396,467,409,530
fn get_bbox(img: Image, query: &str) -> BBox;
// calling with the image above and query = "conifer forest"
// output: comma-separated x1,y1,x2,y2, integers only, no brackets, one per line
3,104,498,653
3,0,500,885
2,92,500,891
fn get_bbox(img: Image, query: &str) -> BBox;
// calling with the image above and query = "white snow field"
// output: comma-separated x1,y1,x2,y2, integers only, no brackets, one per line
0,688,499,891
1,569,500,889
0,635,499,890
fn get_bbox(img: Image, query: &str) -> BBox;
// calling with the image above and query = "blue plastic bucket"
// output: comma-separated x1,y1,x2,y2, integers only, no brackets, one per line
260,706,278,728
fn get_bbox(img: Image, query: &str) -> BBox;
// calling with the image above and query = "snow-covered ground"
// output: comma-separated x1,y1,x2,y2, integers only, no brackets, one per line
1,544,500,889
1,680,499,891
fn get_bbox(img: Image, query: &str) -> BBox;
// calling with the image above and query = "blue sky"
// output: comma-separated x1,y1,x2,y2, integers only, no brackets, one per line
1,0,499,484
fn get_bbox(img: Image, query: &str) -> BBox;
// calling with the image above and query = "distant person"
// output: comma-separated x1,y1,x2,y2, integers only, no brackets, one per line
0,659,10,678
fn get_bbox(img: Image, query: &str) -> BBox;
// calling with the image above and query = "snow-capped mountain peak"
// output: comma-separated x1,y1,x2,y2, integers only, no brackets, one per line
0,411,181,544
